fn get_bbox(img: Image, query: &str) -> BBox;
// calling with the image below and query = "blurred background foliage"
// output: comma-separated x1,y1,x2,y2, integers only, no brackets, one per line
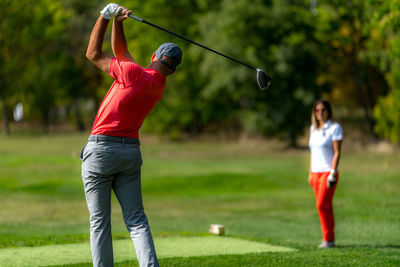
1,0,399,146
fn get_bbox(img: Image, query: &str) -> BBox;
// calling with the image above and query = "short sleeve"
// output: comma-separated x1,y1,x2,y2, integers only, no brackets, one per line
332,123,343,141
109,57,142,86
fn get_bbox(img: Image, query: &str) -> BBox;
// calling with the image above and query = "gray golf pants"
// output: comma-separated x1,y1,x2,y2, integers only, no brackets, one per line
81,135,159,267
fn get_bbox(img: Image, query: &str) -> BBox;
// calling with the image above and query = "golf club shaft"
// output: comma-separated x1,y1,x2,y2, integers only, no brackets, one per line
128,14,257,71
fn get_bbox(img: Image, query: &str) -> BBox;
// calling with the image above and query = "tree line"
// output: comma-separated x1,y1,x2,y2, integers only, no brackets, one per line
1,0,399,146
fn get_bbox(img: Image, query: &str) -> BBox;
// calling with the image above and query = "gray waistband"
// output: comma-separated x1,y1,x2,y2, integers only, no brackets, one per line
88,135,140,145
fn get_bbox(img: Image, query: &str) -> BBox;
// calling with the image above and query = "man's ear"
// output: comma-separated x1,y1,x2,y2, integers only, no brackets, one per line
151,53,157,62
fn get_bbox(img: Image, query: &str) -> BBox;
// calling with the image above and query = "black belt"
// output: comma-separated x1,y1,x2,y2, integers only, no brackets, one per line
88,135,140,145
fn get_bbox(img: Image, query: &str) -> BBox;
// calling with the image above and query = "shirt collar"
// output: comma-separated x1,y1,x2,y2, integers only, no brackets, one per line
145,68,166,85
322,120,331,129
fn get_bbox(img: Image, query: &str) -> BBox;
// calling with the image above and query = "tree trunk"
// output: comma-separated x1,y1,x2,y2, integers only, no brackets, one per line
1,94,9,135
352,65,377,137
42,109,50,133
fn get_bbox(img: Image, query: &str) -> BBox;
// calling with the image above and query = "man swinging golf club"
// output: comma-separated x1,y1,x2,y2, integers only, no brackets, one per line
81,3,181,267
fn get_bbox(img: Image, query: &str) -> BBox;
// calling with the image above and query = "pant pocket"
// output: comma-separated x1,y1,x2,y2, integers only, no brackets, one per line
80,145,87,161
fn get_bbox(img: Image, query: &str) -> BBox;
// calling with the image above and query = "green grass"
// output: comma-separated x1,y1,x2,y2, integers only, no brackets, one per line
0,236,294,266
0,133,399,266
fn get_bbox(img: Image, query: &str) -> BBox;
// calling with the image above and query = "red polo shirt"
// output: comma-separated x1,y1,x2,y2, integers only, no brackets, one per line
91,57,166,138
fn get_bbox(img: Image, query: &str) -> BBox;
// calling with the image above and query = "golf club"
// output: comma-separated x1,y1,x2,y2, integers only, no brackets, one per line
128,14,271,90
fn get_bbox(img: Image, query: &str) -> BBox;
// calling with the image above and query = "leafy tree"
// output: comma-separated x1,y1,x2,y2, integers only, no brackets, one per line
1,0,73,132
59,0,107,131
194,0,323,146
115,0,326,145
1,0,106,133
24,0,73,130
313,0,389,135
4,0,397,146
0,0,32,134
362,0,400,143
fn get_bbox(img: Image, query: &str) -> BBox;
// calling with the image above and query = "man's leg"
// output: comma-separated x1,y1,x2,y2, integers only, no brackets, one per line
82,143,115,267
113,145,159,267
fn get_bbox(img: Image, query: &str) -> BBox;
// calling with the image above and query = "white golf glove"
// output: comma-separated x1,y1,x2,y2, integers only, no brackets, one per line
327,169,336,188
100,3,123,20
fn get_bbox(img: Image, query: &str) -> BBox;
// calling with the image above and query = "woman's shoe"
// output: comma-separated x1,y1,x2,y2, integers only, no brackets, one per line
319,241,335,248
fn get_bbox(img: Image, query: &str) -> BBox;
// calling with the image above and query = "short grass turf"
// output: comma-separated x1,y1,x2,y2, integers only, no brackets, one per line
0,236,294,266
0,133,399,266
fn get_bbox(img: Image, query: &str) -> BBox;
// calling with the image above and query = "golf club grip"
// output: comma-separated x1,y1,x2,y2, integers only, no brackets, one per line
128,14,256,71
128,14,143,22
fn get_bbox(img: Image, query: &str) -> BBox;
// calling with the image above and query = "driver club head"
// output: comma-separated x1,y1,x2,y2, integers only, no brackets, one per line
256,69,271,90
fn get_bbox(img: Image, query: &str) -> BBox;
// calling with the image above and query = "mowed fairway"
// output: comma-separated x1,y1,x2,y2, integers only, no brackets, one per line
0,133,399,266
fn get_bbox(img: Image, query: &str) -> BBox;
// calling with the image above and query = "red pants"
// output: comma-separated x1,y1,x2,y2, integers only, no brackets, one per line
311,171,338,242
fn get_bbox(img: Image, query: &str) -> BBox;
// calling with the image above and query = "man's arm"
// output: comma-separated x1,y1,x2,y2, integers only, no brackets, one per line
86,16,113,73
112,8,136,63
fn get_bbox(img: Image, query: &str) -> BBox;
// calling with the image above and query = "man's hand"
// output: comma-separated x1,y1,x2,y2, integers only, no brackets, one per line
326,169,336,188
115,7,132,23
101,3,123,20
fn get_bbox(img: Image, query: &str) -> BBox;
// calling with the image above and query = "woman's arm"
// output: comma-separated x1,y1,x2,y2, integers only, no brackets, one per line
326,140,342,188
331,140,342,171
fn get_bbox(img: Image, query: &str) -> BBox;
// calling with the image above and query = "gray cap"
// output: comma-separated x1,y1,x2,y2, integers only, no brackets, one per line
155,42,182,69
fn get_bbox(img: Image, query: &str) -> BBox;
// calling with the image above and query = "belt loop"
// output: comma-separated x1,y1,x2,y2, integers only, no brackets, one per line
123,138,125,145
96,135,98,143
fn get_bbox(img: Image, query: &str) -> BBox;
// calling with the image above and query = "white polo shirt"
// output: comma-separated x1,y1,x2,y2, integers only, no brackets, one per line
309,120,343,173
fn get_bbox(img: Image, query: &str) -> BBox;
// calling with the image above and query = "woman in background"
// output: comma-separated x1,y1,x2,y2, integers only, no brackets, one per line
308,99,343,248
